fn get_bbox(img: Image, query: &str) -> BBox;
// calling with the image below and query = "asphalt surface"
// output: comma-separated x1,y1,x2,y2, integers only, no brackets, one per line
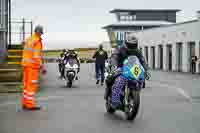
0,63,199,133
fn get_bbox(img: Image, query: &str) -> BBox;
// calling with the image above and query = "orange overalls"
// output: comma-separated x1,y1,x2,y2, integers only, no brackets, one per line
21,33,43,109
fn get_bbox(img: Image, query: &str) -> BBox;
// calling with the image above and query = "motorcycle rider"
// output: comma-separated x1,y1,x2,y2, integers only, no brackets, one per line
58,49,69,79
58,52,64,78
104,34,147,107
63,49,80,80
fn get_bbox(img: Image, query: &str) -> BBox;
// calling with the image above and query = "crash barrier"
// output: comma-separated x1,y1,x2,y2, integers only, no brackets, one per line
43,57,58,63
80,58,95,63
43,57,95,64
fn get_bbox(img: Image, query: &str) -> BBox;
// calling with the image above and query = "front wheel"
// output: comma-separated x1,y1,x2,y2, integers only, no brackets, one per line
125,90,140,121
105,96,115,114
67,80,72,88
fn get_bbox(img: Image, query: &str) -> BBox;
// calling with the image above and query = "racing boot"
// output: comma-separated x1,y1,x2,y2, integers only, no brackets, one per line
96,80,99,84
22,106,41,111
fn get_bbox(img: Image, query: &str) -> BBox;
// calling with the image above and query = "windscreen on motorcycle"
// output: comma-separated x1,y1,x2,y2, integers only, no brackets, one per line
122,56,145,80
68,58,78,66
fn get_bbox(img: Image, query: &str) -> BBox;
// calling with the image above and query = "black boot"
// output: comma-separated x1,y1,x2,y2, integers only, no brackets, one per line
101,79,104,86
96,80,99,84
22,106,41,111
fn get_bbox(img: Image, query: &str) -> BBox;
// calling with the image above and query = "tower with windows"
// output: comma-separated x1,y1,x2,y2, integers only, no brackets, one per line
103,9,180,47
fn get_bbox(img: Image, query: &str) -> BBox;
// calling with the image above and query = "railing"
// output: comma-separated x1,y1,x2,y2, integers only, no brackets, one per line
8,19,33,48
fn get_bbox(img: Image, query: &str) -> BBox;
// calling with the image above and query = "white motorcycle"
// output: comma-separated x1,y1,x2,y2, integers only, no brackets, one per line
64,58,79,88
105,61,109,79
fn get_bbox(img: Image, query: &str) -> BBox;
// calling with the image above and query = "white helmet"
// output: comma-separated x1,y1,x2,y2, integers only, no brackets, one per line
125,32,138,49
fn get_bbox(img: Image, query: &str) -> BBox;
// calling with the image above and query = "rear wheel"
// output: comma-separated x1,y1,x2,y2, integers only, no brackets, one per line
126,90,140,121
105,96,115,114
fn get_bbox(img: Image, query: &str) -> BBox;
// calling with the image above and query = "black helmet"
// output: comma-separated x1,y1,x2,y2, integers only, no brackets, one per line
34,25,44,35
124,33,138,49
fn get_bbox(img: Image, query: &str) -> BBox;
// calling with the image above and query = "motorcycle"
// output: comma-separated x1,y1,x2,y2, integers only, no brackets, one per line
64,58,79,88
105,61,111,79
105,56,145,121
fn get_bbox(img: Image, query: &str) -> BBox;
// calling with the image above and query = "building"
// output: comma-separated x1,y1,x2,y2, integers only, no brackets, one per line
103,9,180,47
0,0,8,63
104,9,200,74
131,11,200,73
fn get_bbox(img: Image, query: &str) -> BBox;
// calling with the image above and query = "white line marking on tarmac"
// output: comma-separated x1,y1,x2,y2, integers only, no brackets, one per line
152,82,192,102
176,87,191,101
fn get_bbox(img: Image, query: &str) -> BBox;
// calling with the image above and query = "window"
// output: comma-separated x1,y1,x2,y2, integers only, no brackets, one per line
129,16,133,21
120,14,137,21
133,15,137,20
120,15,126,21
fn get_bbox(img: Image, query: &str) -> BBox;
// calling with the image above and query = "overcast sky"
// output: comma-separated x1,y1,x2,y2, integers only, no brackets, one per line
11,0,199,49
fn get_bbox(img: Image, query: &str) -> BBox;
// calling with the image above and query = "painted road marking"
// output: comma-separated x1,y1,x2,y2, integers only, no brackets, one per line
151,82,192,102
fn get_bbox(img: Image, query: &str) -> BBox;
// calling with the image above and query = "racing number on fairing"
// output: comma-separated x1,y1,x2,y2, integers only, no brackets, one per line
134,66,139,76
131,65,141,79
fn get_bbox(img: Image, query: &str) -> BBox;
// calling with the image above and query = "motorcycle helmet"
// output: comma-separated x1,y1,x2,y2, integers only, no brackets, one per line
124,33,138,49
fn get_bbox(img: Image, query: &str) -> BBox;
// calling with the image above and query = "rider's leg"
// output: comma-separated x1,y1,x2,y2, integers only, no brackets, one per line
100,64,105,85
104,75,113,100
95,63,100,84
111,76,127,107
76,68,79,80
61,64,65,79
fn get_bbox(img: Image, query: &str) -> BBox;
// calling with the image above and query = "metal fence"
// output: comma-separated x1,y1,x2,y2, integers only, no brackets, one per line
8,18,33,47
0,0,8,30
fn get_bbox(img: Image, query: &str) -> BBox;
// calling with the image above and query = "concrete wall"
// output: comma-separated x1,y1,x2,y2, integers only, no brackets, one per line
133,19,200,73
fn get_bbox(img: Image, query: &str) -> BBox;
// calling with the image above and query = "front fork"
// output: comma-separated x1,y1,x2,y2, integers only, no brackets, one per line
124,83,130,106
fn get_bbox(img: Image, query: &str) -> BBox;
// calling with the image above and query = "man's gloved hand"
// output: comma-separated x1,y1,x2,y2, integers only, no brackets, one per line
41,65,47,75
116,67,122,73
110,66,122,75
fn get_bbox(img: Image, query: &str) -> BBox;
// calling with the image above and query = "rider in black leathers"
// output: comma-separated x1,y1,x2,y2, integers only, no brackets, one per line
104,35,147,100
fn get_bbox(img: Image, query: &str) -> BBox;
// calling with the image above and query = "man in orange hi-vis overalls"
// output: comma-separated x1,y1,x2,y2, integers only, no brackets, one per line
21,25,47,111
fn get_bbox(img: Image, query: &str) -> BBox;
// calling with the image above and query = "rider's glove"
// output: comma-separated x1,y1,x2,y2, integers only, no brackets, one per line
116,67,122,73
111,66,122,75
40,65,47,75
